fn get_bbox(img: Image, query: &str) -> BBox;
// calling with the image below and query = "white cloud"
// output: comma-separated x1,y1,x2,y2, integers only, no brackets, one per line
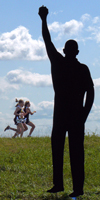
75,14,100,44
63,20,83,35
87,26,96,32
94,32,100,43
0,76,19,94
6,69,52,87
86,17,100,43
88,103,100,122
36,100,54,118
0,69,52,95
87,26,100,43
81,14,91,22
50,10,63,16
30,100,54,118
48,19,83,39
93,78,100,88
0,96,9,100
0,26,47,60
92,16,100,24
38,100,54,110
49,22,61,32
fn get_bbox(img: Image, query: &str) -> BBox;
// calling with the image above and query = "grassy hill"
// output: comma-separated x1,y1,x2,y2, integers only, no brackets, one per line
0,135,100,200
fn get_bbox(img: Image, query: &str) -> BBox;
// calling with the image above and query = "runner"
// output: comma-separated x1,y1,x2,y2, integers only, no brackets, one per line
4,99,27,138
23,101,36,137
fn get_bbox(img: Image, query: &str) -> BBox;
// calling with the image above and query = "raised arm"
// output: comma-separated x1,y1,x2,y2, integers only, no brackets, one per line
38,6,58,61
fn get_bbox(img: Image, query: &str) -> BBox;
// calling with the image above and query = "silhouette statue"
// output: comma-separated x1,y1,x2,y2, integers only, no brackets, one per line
38,6,94,198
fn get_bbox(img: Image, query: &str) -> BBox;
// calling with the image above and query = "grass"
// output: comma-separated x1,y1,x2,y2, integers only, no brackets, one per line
0,135,100,200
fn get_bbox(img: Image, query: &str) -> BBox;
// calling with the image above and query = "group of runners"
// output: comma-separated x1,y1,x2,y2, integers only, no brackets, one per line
4,99,36,138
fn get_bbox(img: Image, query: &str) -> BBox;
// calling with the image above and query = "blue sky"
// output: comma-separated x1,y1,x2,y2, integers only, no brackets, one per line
0,0,100,137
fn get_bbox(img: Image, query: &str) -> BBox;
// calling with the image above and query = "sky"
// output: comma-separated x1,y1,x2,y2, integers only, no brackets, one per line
0,0,100,137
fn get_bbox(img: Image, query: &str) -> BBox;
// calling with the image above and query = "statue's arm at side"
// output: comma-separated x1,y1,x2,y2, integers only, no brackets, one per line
84,85,94,123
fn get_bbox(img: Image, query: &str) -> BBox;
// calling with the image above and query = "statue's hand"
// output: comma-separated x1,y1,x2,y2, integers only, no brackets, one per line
38,6,49,20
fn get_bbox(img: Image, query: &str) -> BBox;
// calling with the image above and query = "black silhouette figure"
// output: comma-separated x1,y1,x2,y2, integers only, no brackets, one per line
38,6,94,198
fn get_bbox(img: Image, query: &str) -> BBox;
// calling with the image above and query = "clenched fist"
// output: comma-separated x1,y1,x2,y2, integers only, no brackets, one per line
38,6,49,20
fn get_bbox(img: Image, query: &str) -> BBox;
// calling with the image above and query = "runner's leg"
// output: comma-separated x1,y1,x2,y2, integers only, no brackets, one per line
27,121,35,136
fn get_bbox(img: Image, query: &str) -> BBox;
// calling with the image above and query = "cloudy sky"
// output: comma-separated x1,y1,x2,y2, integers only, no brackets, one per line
0,0,100,137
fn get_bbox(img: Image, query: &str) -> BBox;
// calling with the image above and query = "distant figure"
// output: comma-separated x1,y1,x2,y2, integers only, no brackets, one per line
4,99,28,138
38,6,94,198
4,99,36,138
23,101,36,137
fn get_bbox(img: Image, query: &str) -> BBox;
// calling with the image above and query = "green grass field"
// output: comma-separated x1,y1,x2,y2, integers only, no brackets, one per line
0,135,100,200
